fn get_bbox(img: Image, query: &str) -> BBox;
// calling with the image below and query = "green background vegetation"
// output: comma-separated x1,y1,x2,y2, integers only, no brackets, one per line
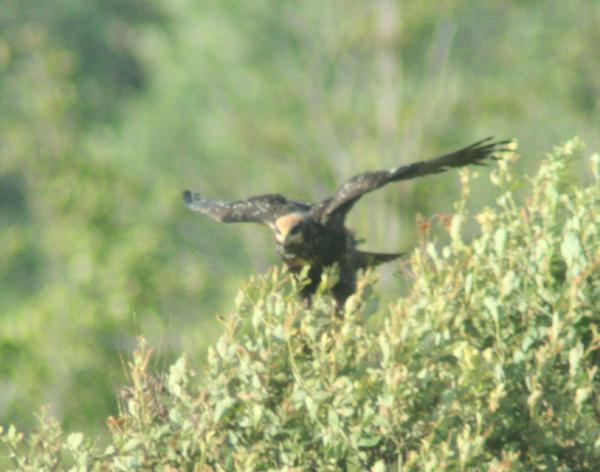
0,0,599,452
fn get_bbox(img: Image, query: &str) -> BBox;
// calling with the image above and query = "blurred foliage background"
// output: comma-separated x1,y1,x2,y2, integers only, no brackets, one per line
0,0,598,435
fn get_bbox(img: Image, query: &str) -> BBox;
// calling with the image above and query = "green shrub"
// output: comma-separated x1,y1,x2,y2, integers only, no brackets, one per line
2,140,599,470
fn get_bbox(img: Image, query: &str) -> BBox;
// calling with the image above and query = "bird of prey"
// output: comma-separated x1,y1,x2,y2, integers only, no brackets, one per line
183,137,510,310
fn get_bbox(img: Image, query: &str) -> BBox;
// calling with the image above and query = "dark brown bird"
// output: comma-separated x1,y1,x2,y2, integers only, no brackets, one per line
184,137,510,310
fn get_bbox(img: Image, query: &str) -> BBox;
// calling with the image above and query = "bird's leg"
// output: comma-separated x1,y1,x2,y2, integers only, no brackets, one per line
296,264,322,308
331,266,356,317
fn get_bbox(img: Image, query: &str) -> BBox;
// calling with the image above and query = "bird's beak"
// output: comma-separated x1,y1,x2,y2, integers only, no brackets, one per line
282,229,304,246
275,231,286,244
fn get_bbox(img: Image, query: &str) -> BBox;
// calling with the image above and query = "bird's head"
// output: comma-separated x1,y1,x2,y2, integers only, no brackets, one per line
273,213,307,247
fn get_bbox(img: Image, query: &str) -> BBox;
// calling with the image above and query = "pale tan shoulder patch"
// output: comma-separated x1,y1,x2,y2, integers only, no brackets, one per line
273,213,305,236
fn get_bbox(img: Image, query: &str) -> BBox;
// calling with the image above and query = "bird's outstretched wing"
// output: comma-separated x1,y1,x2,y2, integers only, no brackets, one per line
183,190,309,226
313,137,512,224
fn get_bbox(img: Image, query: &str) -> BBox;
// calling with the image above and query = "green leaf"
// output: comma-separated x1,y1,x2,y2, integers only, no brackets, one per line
214,397,235,423
122,437,143,453
358,435,381,448
494,228,507,255
561,232,583,269
66,432,84,450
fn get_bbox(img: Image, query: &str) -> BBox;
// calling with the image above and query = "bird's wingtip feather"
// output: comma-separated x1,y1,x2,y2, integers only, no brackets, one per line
182,190,193,205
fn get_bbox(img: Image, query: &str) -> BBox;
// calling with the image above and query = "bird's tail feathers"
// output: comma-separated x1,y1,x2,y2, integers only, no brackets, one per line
354,250,404,269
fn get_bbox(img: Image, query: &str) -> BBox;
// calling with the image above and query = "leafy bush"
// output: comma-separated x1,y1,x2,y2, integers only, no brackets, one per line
2,140,599,470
